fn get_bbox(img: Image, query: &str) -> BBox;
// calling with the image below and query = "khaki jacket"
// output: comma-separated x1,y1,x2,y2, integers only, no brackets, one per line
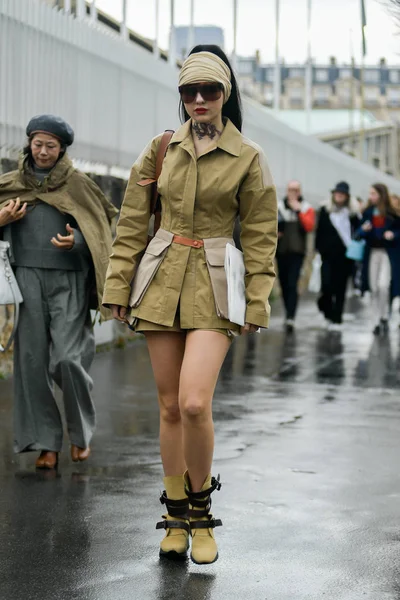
0,155,118,321
103,118,277,329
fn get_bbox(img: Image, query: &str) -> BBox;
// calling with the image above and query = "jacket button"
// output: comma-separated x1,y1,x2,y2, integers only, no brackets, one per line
193,241,199,247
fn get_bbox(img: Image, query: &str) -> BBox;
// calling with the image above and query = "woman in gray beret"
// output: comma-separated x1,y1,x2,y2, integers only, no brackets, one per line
0,114,118,469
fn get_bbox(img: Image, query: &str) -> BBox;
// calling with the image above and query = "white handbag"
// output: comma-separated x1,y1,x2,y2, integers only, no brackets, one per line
0,240,23,352
308,253,322,294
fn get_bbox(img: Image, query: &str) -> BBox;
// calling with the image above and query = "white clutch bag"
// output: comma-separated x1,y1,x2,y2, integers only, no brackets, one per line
308,253,322,294
0,240,23,352
224,242,246,327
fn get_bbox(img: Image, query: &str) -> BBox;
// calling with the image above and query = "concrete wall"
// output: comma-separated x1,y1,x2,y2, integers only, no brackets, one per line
0,0,180,168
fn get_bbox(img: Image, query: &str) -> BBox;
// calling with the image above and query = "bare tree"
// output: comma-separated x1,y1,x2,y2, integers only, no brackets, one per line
380,0,400,22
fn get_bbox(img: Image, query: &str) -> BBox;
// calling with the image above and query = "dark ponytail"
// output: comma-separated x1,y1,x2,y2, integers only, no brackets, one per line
179,45,243,132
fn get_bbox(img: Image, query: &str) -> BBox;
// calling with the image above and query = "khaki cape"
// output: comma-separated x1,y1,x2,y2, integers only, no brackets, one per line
103,118,278,329
0,154,118,321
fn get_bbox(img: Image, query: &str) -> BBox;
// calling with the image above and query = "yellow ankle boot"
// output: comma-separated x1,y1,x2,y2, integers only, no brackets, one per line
184,472,222,565
157,475,190,559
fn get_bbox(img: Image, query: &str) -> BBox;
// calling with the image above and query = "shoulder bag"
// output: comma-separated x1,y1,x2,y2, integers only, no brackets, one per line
0,240,23,352
346,239,366,262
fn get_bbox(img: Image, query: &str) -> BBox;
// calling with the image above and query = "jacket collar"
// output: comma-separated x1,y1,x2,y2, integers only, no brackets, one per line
216,118,242,156
170,119,192,145
19,153,75,191
170,118,242,157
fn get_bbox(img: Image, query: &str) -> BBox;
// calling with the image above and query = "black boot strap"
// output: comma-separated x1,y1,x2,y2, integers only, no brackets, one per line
190,518,222,530
185,475,221,502
156,519,190,533
159,491,189,517
189,498,210,510
189,507,210,519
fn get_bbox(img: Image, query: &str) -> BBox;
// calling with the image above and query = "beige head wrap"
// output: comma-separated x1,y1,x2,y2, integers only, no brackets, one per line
179,51,232,103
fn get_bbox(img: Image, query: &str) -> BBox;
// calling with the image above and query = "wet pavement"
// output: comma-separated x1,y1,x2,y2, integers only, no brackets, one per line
1,296,400,600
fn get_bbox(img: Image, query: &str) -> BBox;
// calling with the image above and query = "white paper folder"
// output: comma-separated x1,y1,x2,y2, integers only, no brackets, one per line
224,243,246,326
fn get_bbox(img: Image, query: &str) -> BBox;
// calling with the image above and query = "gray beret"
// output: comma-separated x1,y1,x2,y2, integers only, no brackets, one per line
26,114,74,146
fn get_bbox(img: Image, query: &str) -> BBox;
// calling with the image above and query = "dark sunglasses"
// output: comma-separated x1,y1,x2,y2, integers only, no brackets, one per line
178,83,223,103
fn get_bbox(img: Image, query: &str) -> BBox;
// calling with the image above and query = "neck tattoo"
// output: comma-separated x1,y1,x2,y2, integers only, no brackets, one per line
192,121,222,141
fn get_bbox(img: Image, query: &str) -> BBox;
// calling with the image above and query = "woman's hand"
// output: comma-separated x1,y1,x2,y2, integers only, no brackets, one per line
0,198,27,226
362,221,372,232
384,230,394,241
51,223,75,250
110,305,128,322
241,323,259,335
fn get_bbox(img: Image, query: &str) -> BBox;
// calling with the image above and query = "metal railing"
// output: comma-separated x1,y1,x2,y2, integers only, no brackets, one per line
0,0,180,168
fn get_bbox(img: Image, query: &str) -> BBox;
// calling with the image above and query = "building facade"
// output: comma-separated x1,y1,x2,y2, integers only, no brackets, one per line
273,108,399,178
238,56,400,122
320,123,399,178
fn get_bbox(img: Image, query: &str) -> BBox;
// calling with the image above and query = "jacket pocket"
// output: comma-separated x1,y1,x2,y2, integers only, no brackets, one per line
129,235,172,308
204,247,229,319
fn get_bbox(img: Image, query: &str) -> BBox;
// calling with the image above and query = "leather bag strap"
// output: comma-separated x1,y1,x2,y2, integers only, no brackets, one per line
150,129,174,216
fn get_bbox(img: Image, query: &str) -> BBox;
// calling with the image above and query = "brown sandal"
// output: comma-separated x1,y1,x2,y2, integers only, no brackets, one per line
35,451,58,470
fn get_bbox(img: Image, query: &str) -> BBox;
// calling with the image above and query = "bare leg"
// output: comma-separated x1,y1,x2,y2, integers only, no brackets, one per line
179,331,231,492
144,332,186,476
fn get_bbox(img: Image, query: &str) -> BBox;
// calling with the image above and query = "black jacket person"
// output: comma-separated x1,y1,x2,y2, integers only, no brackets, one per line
277,180,315,332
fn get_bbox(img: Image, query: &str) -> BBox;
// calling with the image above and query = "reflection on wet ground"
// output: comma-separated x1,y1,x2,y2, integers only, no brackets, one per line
1,297,400,600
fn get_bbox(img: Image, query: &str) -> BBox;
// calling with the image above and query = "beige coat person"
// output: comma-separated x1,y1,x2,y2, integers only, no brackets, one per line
103,118,278,330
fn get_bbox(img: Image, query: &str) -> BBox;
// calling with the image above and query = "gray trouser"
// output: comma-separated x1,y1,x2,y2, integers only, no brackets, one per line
369,248,391,322
13,267,96,453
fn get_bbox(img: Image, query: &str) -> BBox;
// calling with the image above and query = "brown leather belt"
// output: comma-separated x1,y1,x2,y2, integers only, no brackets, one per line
173,235,204,248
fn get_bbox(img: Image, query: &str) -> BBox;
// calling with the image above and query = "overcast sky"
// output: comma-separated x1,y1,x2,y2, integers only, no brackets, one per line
94,0,400,65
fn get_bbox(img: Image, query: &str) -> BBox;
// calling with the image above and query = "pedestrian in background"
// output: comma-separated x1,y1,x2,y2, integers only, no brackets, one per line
358,183,400,335
0,114,117,469
390,194,400,215
315,182,361,331
103,45,277,565
351,196,368,296
277,180,315,333
389,194,400,324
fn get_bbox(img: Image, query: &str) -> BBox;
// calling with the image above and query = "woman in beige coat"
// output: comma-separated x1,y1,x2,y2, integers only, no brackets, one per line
103,45,277,565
